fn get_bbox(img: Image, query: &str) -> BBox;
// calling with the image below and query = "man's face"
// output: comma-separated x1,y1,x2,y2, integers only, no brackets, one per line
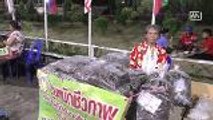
146,28,159,44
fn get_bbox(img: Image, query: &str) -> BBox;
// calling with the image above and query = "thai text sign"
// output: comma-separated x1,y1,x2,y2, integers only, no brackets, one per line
37,70,129,120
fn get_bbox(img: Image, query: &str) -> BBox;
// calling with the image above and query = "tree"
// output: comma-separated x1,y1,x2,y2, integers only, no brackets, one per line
63,0,72,20
169,0,213,24
108,0,116,14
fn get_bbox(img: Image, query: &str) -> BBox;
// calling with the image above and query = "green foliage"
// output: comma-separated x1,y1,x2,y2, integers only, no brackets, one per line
48,15,62,25
137,0,152,15
163,17,180,36
108,0,116,14
169,0,213,25
17,1,28,19
26,0,36,14
116,7,140,25
95,16,109,34
67,4,84,22
63,0,73,20
130,11,140,20
49,42,88,56
17,0,38,21
64,0,73,11
116,7,135,25
22,21,32,32
26,0,37,21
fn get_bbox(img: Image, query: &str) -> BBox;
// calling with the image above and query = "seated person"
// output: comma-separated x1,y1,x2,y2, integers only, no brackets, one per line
157,28,169,49
157,28,173,53
179,26,197,52
189,28,213,60
129,25,169,75
0,20,25,62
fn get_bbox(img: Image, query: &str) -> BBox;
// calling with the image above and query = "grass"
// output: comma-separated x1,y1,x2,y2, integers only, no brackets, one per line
0,20,213,51
45,21,145,50
0,20,148,50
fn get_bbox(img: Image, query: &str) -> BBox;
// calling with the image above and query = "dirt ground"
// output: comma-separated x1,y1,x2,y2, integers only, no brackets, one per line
0,77,191,120
0,77,39,120
4,75,213,120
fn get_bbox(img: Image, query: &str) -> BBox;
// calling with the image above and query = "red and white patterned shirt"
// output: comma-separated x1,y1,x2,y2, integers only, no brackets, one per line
129,41,168,74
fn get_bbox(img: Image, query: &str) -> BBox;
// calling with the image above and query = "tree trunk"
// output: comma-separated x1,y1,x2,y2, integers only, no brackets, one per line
108,0,116,15
63,0,66,21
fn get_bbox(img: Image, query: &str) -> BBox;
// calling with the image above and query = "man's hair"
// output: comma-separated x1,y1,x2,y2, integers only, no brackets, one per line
202,28,212,36
145,25,160,34
9,20,21,30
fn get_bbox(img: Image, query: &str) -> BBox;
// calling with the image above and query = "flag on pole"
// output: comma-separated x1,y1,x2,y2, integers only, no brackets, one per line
153,0,168,15
44,0,49,51
84,0,92,14
151,0,168,24
46,0,58,15
84,0,93,57
5,0,14,14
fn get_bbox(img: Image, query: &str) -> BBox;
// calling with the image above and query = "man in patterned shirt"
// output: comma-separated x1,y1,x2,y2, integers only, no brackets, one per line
129,25,169,75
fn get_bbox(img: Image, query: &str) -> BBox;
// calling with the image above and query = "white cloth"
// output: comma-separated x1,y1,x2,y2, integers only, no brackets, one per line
141,46,169,77
141,46,158,75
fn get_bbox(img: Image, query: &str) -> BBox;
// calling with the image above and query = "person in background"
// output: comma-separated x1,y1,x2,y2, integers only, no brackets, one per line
129,25,169,75
157,28,169,49
201,29,213,57
0,20,25,62
179,26,197,52
190,28,213,60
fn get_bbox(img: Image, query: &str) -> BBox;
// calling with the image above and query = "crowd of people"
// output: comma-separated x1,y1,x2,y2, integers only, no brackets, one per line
0,21,212,75
129,25,213,75
189,28,213,60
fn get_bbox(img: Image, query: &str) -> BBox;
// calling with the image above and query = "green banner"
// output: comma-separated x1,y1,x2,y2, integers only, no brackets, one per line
37,70,130,120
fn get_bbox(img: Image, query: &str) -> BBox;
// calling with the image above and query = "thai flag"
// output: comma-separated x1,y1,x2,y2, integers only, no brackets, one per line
153,0,162,16
46,0,58,15
84,0,92,14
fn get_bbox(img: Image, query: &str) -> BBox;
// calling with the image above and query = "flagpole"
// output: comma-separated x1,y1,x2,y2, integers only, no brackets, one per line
151,0,156,25
44,0,49,51
6,0,15,20
88,6,93,57
12,12,15,20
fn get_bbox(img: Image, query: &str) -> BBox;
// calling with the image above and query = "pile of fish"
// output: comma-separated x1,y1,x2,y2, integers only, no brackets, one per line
43,54,147,95
136,78,173,120
41,53,193,120
165,70,192,106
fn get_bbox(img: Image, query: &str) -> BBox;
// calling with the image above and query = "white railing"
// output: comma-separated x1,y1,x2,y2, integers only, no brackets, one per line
26,36,130,57
14,36,213,65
